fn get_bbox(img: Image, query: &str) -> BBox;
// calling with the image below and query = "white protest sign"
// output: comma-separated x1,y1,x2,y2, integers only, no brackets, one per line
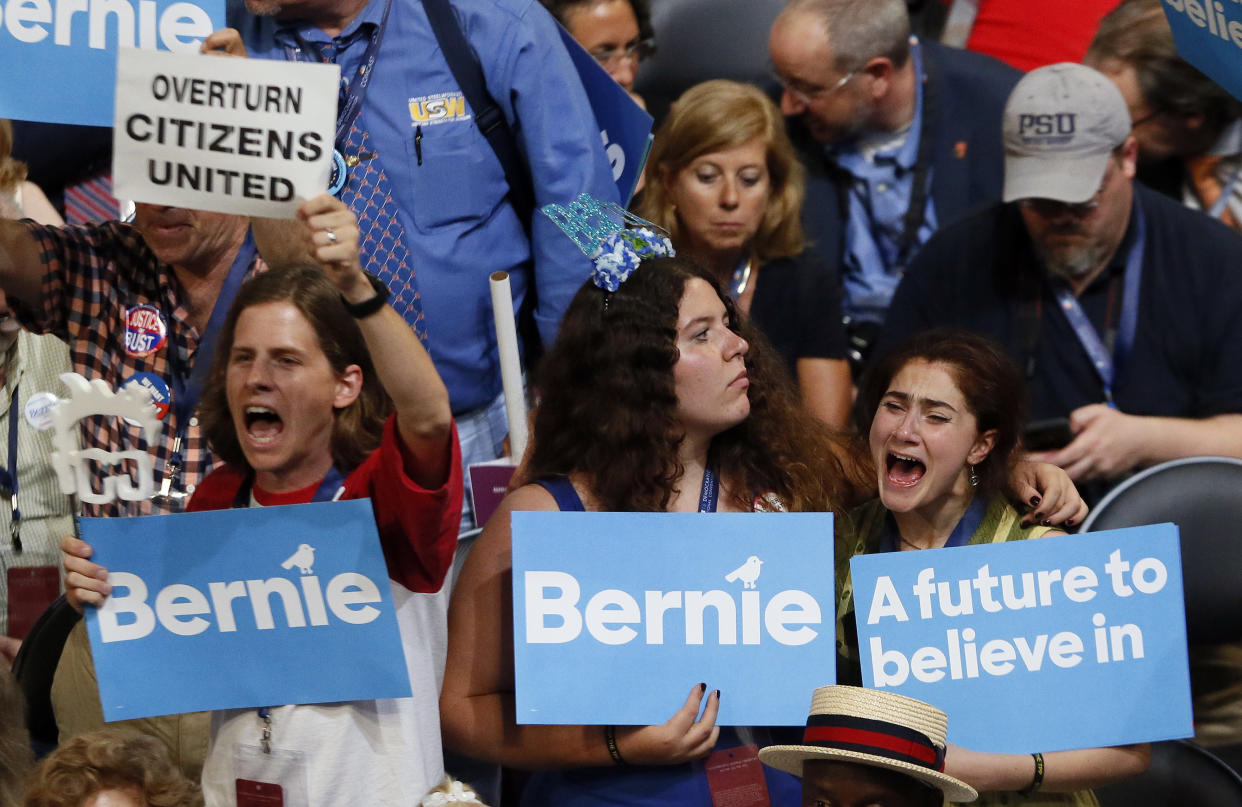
113,48,339,218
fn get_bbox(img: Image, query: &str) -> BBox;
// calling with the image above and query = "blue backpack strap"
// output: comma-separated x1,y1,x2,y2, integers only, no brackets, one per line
533,477,586,512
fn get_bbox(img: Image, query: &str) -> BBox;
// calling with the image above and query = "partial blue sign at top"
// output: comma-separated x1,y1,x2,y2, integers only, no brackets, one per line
1164,0,1242,102
0,0,224,126
557,26,654,205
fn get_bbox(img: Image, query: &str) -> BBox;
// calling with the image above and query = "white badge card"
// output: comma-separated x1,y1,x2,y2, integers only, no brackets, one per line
112,48,340,219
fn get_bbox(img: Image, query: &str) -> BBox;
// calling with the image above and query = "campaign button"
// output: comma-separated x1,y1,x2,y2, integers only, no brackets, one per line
121,372,171,424
124,305,168,358
23,392,60,431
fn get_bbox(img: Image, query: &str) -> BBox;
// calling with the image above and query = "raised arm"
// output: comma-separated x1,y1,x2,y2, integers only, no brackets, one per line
297,194,452,489
440,484,721,769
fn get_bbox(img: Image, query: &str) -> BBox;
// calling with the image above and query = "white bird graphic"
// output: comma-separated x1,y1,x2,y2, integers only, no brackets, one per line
725,555,763,589
281,544,316,575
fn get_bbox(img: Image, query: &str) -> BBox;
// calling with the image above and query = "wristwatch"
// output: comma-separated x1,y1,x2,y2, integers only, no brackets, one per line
340,272,390,319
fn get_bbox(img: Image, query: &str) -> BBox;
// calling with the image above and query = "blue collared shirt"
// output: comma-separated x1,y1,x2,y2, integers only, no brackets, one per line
834,40,939,326
232,0,618,413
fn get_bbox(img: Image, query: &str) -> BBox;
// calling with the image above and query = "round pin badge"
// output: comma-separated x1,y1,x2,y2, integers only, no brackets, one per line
24,392,60,431
124,305,168,358
121,372,172,424
328,149,349,197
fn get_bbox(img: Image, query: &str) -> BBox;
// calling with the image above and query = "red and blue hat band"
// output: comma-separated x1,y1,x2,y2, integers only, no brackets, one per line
801,714,945,772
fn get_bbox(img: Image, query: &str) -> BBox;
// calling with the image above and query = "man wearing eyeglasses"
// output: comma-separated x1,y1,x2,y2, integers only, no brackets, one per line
768,0,1018,374
877,63,1242,497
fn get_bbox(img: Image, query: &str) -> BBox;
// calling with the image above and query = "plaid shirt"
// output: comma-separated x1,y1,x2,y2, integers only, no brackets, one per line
16,220,258,517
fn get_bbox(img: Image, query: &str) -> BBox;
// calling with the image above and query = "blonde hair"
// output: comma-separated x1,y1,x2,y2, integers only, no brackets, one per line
635,80,806,263
0,121,27,193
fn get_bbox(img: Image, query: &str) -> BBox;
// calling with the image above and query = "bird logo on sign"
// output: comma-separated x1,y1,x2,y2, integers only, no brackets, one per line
281,544,316,575
725,555,763,589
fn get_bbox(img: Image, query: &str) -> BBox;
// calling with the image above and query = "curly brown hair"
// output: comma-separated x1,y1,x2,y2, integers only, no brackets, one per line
23,730,202,807
197,265,392,476
525,256,861,513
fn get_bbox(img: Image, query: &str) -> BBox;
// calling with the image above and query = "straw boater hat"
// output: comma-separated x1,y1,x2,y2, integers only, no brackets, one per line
759,685,978,803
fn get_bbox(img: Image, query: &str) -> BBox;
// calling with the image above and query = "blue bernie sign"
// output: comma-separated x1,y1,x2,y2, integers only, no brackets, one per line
82,499,412,722
556,25,654,205
0,0,224,126
1163,0,1242,102
851,524,1193,753
511,511,836,727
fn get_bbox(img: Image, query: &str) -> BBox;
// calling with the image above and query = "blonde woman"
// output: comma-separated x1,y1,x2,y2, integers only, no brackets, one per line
636,80,851,427
0,122,62,226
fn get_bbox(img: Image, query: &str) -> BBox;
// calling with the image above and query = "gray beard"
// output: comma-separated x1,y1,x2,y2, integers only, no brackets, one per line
1032,238,1110,282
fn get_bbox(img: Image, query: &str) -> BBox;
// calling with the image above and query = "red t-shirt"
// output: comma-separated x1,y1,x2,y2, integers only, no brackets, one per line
188,416,462,594
964,0,1121,72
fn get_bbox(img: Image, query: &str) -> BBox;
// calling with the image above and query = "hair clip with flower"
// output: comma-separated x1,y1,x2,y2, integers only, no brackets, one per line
542,193,675,292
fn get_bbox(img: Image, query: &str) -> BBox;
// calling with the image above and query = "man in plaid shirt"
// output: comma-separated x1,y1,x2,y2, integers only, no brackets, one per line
0,204,258,518
0,203,257,778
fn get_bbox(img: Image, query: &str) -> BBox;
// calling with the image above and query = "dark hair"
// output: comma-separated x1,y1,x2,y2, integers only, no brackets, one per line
24,730,201,807
854,329,1025,498
1086,0,1242,141
525,255,859,513
540,0,654,42
198,265,391,476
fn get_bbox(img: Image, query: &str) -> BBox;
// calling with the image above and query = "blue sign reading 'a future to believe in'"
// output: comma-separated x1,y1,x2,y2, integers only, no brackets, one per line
851,524,1193,754
512,511,836,727
0,0,224,126
83,499,412,722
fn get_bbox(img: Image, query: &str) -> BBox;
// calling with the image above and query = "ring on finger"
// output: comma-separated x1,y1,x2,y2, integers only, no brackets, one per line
325,226,338,245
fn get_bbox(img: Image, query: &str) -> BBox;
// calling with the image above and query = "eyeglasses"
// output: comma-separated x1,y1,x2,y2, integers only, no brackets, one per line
1018,163,1115,218
773,69,857,106
589,38,656,71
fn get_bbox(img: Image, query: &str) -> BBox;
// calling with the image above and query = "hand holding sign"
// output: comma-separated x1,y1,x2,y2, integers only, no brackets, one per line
297,195,369,299
61,534,111,611
615,683,722,765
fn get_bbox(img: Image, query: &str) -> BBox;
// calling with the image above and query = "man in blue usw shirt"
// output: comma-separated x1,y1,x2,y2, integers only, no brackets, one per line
216,0,618,532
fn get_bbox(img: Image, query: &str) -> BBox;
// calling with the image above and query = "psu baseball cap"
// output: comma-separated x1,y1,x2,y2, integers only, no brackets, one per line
1003,62,1131,204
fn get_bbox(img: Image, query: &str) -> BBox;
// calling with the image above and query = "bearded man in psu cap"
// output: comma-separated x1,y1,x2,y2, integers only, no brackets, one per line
875,62,1242,500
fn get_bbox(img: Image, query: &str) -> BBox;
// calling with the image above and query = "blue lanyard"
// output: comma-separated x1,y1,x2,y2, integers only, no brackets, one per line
879,494,987,553
1209,169,1242,220
0,388,19,551
1050,204,1146,407
284,0,394,148
233,466,347,509
160,234,256,497
698,467,720,513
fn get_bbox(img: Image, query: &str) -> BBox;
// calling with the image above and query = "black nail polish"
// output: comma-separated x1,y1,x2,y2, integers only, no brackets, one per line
715,689,721,702
1066,519,1075,527
1030,495,1041,506
698,682,706,694
1042,519,1051,526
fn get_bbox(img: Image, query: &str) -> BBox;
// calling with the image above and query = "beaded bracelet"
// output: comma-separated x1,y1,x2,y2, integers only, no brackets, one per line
604,725,627,765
